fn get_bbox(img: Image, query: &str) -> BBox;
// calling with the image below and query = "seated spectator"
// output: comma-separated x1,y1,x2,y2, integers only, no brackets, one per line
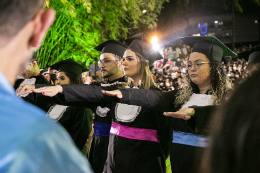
165,58,174,68
176,58,182,67
168,47,178,62
82,71,93,84
176,47,182,55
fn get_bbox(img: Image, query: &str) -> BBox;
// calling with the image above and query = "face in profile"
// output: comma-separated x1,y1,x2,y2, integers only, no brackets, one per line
56,72,70,85
43,73,51,82
122,49,139,78
22,61,37,79
187,52,211,86
99,53,121,78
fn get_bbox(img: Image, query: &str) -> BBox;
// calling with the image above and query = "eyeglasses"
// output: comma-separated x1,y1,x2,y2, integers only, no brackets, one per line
186,61,210,70
98,59,116,67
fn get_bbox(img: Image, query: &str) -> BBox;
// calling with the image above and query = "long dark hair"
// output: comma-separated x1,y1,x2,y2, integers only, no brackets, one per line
63,71,83,84
200,70,260,173
175,54,231,106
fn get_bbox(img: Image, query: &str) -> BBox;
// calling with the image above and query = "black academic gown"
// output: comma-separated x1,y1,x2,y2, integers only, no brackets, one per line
118,88,216,173
58,84,172,173
48,105,92,150
88,76,129,173
14,75,51,112
33,85,93,151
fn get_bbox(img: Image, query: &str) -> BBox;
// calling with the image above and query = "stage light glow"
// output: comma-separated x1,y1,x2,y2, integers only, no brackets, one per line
151,36,158,44
214,21,218,24
153,44,160,51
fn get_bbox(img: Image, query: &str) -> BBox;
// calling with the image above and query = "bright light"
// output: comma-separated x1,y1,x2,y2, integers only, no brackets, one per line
255,20,258,24
143,10,147,13
151,36,158,44
214,21,218,24
153,44,160,51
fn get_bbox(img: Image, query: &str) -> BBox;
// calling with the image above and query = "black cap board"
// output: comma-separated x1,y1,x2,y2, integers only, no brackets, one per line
125,33,163,66
125,33,150,45
238,44,260,63
95,40,126,58
181,36,236,62
50,59,88,75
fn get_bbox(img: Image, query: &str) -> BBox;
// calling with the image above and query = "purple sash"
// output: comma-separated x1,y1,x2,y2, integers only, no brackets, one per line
110,122,159,143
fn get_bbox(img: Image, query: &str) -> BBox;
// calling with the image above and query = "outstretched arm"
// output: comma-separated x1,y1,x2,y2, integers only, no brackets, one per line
103,89,178,112
34,84,116,108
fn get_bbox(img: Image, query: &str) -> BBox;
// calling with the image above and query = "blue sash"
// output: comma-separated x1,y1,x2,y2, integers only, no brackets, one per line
172,131,208,147
94,122,111,137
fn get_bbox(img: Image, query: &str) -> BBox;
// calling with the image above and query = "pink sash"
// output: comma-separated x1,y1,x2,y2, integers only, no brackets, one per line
110,122,159,143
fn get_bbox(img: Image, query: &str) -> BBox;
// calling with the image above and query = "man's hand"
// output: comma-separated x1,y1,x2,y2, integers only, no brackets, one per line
33,85,63,97
163,108,195,120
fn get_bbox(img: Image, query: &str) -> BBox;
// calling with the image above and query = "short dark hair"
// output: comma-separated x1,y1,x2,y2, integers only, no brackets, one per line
0,0,44,44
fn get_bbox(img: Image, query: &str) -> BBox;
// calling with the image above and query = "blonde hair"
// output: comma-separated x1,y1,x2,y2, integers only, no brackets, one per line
126,50,156,89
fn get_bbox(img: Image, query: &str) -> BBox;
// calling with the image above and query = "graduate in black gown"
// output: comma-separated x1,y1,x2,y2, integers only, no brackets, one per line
33,34,172,173
88,40,127,173
15,54,50,112
102,36,236,173
17,59,93,151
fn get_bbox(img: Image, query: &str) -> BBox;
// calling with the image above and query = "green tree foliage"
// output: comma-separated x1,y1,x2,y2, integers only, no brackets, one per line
38,0,168,68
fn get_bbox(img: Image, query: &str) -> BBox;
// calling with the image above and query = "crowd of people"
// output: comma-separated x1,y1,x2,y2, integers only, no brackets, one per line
150,45,252,91
2,1,260,173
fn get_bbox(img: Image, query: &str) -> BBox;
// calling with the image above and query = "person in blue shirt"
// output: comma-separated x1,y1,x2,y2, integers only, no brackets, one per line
0,0,93,172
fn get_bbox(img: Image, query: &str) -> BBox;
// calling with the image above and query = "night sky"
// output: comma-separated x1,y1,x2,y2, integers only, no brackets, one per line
150,0,260,46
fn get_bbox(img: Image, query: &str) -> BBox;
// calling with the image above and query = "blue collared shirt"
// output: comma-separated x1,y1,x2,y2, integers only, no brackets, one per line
0,72,93,173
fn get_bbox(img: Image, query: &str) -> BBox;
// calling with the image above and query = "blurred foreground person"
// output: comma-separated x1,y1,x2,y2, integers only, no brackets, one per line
200,70,260,173
0,0,92,172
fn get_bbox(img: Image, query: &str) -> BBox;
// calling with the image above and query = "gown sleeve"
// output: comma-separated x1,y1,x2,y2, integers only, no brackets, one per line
156,115,173,159
120,89,178,112
60,84,116,108
187,105,217,134
33,84,63,105
76,108,93,143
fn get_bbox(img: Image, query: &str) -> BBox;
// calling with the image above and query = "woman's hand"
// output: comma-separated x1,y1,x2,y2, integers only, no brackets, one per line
163,108,195,120
16,84,35,96
102,90,122,99
33,85,63,97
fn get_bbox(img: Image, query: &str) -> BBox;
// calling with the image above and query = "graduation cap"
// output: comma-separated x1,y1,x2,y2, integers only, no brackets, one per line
181,36,236,62
95,40,126,58
50,59,88,75
125,33,150,45
238,44,260,63
125,33,163,66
